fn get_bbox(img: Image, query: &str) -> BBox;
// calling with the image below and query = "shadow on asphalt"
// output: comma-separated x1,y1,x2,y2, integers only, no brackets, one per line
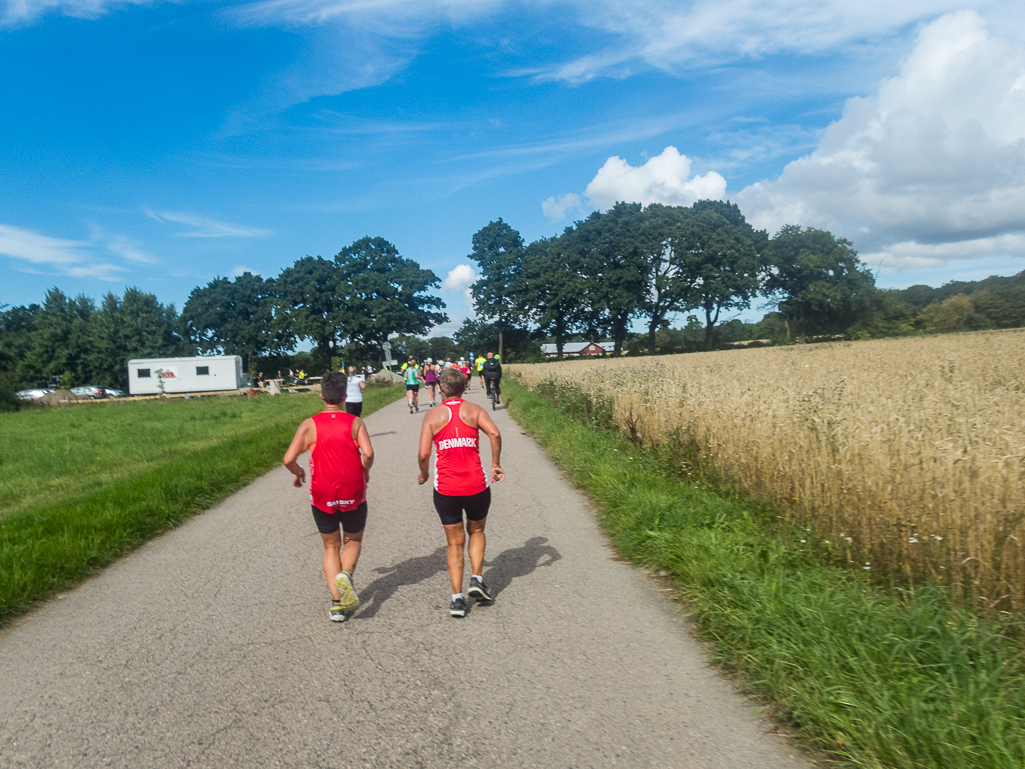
355,547,449,619
354,537,561,618
485,536,561,599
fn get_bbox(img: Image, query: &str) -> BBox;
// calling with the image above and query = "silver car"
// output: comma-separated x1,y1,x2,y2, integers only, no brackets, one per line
70,385,107,399
16,388,51,401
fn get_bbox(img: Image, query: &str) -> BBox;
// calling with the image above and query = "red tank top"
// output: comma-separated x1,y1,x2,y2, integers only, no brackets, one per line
309,411,366,512
433,399,488,496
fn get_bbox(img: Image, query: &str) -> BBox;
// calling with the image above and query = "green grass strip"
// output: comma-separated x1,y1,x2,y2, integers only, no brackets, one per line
504,377,1025,769
0,386,405,626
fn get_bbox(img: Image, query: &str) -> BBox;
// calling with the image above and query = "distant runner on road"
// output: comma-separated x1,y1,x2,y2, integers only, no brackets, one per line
401,356,424,414
417,368,504,618
475,354,486,388
284,371,374,622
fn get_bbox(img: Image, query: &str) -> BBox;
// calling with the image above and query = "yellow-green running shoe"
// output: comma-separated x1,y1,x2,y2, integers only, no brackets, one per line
333,571,360,612
328,601,350,622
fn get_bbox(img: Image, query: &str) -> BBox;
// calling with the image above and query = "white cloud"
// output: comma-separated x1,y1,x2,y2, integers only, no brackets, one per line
231,265,260,277
860,234,1025,272
0,223,126,279
583,146,727,210
1,0,152,25
441,263,477,313
542,193,583,221
736,11,1025,270
146,211,274,238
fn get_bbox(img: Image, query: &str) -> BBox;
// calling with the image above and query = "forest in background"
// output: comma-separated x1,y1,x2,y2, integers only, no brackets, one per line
3,200,1025,406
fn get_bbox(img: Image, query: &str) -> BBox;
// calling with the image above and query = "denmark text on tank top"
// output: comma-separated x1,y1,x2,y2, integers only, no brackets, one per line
433,399,488,496
309,411,366,512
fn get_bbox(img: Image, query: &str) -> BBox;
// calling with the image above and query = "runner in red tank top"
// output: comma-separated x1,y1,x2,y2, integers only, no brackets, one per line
285,371,375,622
418,368,504,618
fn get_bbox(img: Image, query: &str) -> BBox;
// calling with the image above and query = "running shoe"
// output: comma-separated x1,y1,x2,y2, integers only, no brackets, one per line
328,601,350,622
467,576,492,602
415,405,419,413
449,596,467,618
333,571,360,612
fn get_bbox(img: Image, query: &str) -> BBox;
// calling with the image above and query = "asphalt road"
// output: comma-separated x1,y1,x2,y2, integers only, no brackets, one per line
0,384,810,769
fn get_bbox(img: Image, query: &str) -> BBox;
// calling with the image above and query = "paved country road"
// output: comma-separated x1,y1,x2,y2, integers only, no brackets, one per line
0,386,810,769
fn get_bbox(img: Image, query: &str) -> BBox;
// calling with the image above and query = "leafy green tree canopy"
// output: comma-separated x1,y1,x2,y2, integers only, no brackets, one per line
764,225,875,337
180,272,276,371
469,219,525,357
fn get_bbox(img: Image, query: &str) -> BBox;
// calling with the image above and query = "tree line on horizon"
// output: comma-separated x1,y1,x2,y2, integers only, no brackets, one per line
465,200,1025,359
3,201,1025,405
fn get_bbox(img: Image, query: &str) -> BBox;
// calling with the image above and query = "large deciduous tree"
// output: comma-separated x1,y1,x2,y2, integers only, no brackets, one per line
181,272,279,371
468,219,525,359
638,204,695,354
25,288,95,385
571,202,649,353
274,256,351,365
671,203,763,350
90,288,188,388
522,235,588,359
334,236,448,358
764,225,875,338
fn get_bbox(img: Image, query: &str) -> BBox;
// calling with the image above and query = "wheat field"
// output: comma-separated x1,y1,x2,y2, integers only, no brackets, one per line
510,330,1025,610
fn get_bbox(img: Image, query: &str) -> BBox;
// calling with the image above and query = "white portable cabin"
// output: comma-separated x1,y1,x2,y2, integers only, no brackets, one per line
128,355,245,395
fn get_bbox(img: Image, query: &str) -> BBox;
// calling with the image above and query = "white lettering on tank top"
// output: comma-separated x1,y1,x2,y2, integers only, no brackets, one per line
436,436,478,451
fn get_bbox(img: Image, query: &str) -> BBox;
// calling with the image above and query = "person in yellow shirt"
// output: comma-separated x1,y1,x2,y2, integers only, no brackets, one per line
475,354,486,388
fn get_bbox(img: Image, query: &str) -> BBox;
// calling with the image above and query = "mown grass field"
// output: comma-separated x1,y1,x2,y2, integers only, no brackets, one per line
503,376,1025,769
509,329,1025,612
0,385,405,624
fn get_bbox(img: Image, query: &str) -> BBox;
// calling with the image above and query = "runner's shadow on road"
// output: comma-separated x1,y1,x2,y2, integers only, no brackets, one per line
354,547,449,620
484,536,561,600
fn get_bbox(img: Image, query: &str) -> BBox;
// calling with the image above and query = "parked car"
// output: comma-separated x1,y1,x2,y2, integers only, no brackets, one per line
16,388,51,401
71,385,107,399
105,388,125,398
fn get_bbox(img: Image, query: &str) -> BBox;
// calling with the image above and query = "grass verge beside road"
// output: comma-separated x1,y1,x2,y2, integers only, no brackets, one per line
0,386,404,626
503,376,1025,769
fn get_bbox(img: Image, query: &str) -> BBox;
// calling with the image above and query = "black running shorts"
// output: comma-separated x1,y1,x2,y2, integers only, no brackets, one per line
345,401,363,417
311,501,367,534
433,487,491,526
406,384,420,392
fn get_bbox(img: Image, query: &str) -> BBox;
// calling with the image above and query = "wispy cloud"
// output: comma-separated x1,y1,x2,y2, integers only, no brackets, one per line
146,211,274,238
0,223,126,279
1,0,153,26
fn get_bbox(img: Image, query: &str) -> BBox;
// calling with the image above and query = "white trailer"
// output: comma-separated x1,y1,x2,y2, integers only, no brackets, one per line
127,355,245,396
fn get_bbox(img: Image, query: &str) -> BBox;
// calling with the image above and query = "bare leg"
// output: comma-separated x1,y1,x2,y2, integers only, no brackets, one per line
467,517,487,577
321,531,343,600
340,528,363,574
406,388,414,407
443,522,466,594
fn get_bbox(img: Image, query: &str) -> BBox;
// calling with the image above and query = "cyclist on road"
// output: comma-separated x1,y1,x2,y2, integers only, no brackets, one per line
482,351,502,404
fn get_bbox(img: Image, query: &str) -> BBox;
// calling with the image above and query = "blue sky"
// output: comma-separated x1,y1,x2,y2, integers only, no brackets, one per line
2,0,1024,334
